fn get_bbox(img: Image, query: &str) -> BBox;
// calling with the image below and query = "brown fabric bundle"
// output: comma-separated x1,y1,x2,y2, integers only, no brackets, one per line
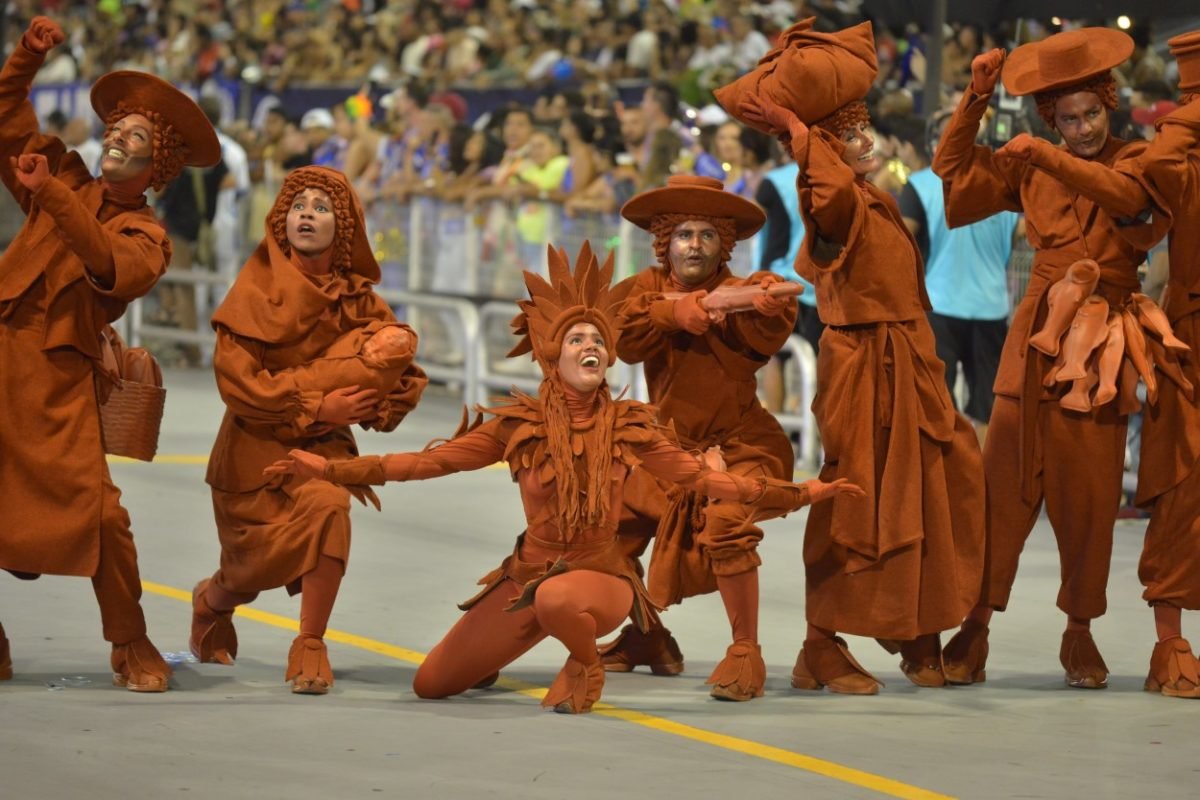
96,325,165,461
714,17,877,129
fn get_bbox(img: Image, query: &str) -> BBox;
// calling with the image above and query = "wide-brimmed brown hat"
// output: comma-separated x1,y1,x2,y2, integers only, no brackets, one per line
714,17,877,128
1169,30,1200,92
1002,28,1133,96
91,71,220,167
621,175,765,240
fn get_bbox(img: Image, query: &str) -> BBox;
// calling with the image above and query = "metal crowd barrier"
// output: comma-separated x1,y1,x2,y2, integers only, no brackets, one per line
773,334,822,472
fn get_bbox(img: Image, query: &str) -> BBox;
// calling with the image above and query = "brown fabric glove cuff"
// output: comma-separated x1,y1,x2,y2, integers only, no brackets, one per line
323,455,386,486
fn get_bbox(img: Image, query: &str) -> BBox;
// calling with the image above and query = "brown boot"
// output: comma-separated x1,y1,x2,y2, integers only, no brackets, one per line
1029,258,1100,356
0,623,11,681
899,634,945,688
791,636,882,695
706,640,766,701
542,656,605,714
1145,637,1200,699
286,635,333,695
598,623,684,675
190,579,238,665
942,619,989,685
111,635,172,693
1060,629,1108,689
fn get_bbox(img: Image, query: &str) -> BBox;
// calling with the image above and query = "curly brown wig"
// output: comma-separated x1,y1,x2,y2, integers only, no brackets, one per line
266,169,356,273
814,101,871,137
103,105,189,191
649,213,737,273
1033,73,1118,130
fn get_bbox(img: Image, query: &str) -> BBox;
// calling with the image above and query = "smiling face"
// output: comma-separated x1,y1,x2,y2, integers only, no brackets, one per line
1054,90,1110,159
100,112,155,183
285,187,337,256
838,122,879,177
557,322,608,393
668,220,722,287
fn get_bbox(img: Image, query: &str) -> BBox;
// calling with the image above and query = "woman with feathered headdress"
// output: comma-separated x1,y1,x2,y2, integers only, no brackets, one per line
267,241,862,713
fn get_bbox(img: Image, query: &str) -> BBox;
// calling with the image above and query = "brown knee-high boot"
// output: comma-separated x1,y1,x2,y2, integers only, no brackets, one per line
707,569,765,701
287,555,343,695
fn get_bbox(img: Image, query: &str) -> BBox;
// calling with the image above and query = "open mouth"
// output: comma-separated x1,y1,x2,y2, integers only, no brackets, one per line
580,355,600,369
297,223,316,235
857,151,875,163
104,147,128,163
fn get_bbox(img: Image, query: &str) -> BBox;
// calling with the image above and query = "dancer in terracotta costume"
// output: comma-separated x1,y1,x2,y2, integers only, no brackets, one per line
932,29,1174,689
0,16,219,691
267,242,862,713
601,175,799,702
717,17,986,693
188,166,427,694
996,32,1200,698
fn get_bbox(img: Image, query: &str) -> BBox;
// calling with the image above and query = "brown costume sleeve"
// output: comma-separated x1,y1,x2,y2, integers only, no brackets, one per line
724,271,798,356
633,436,755,501
1023,142,1154,220
0,37,68,211
378,426,506,480
792,126,863,247
931,89,1026,227
32,175,169,297
615,272,679,364
1141,103,1200,208
213,327,325,436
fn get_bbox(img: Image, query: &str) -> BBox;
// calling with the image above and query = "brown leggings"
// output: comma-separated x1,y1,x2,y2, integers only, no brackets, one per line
206,554,345,639
92,474,149,644
413,569,632,699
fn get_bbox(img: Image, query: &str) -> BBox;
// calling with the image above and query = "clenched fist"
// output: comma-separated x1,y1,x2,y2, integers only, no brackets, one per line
24,16,65,55
11,154,50,192
970,48,1006,95
995,133,1039,162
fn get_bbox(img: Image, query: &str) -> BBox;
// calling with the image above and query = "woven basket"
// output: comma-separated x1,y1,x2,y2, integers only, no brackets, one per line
97,326,166,462
99,379,166,461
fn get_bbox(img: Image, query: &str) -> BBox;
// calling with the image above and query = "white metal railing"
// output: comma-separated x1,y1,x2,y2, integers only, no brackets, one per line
773,334,822,472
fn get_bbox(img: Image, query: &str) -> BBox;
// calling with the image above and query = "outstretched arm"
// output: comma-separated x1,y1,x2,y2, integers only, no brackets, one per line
996,134,1152,220
264,423,507,484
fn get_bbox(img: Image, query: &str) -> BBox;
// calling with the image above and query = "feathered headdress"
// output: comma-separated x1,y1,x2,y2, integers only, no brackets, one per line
509,241,629,371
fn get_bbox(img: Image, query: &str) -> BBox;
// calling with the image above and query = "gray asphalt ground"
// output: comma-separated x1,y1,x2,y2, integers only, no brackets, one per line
2,369,1195,800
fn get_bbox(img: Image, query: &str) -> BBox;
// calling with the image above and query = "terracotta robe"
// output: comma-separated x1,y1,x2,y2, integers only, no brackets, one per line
933,86,1167,619
616,264,796,606
795,125,986,640
0,41,171,580
206,231,426,594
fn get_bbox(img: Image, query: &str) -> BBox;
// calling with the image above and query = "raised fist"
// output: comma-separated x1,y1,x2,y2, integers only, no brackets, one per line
11,154,50,192
25,16,66,55
970,49,1006,94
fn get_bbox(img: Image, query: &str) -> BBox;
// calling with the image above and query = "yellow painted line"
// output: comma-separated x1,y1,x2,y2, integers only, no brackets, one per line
142,579,953,800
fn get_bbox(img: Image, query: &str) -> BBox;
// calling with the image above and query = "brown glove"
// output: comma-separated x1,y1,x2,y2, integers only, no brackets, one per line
673,290,712,335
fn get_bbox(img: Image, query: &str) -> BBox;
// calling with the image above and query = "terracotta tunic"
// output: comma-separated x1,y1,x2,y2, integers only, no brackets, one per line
1132,105,1200,609
934,87,1166,618
794,126,986,639
616,265,796,605
0,41,171,579
369,394,806,628
206,232,426,594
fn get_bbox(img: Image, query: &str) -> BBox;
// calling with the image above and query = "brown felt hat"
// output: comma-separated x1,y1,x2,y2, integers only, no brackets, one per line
1169,30,1200,92
1001,28,1133,97
714,17,877,128
621,175,765,240
91,71,221,167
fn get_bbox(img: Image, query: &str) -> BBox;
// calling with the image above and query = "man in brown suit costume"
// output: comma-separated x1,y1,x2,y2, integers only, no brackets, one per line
0,17,219,691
